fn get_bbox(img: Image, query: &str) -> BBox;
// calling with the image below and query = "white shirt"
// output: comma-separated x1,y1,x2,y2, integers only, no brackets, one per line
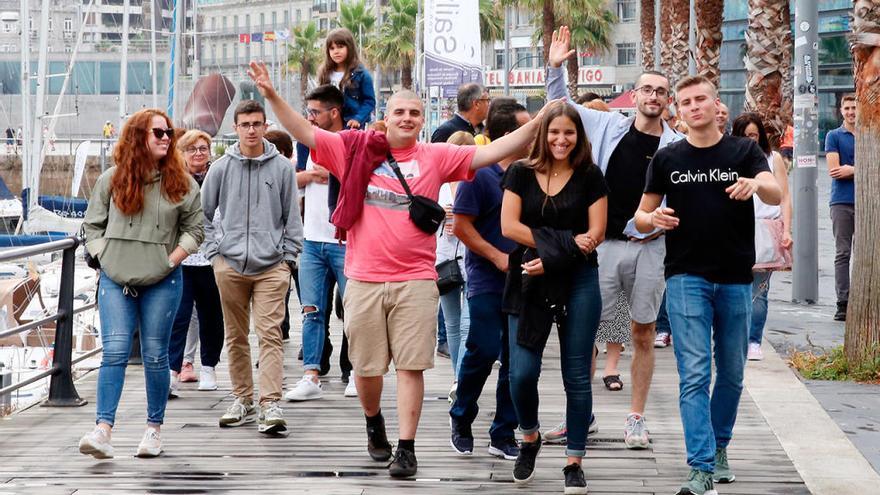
754,151,782,220
302,155,340,244
435,183,467,280
330,71,344,88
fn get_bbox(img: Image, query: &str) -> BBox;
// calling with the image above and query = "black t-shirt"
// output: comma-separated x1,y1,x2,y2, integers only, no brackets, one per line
502,161,608,267
644,135,770,284
605,125,662,239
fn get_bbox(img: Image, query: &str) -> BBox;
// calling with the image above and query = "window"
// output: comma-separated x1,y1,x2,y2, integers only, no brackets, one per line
48,18,53,31
245,14,250,30
222,16,227,30
580,51,603,66
516,8,532,27
272,11,277,28
210,17,216,32
296,9,301,24
223,44,228,64
64,18,72,32
3,22,11,33
514,47,534,69
616,43,637,66
232,15,237,32
284,10,289,25
617,0,636,22
260,13,265,30
495,49,505,69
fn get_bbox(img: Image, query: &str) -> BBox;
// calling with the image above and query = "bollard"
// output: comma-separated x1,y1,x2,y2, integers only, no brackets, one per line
0,364,11,415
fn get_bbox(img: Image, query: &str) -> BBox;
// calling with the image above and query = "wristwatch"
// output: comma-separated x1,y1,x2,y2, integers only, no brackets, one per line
168,259,175,268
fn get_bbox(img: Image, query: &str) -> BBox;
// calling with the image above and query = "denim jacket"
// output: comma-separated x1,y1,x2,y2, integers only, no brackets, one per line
343,66,376,127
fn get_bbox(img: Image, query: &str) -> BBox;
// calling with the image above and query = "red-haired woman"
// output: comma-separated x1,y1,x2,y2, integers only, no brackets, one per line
78,109,204,459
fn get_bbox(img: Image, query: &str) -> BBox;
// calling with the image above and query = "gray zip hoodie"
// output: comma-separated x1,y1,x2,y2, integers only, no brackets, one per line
201,139,303,275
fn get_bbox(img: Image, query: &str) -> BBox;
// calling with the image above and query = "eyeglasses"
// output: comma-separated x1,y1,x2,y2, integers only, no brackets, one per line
151,128,175,139
235,122,266,130
185,146,210,154
635,86,670,98
306,108,330,117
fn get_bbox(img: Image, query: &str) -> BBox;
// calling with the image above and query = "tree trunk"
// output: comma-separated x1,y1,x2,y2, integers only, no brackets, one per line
779,1,794,130
694,0,724,87
401,56,413,89
300,63,309,107
567,52,579,99
542,0,555,66
844,0,880,367
668,0,690,86
641,0,656,70
744,0,787,147
659,0,673,75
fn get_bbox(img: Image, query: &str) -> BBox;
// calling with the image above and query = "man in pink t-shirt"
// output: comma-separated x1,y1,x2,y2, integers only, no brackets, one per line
248,62,546,478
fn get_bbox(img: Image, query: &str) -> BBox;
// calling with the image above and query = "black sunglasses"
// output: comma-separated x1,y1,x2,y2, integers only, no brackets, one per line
151,128,175,139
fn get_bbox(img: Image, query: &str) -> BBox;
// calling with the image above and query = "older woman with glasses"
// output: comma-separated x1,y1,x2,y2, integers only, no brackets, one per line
167,130,226,394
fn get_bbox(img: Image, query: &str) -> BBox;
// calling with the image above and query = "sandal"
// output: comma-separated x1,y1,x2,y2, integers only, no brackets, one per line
603,374,624,391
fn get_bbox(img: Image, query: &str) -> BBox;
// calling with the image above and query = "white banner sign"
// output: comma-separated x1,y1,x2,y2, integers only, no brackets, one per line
484,67,616,87
424,0,482,89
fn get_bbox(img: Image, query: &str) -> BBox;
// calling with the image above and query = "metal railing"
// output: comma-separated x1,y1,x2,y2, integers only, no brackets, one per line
0,237,93,408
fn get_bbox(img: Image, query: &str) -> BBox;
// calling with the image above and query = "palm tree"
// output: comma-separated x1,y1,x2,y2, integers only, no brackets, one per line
501,0,556,65
744,0,788,145
338,0,376,60
694,0,724,86
844,0,880,368
640,0,656,70
286,21,322,106
559,2,616,98
659,0,690,86
779,1,793,127
479,0,505,44
372,0,417,89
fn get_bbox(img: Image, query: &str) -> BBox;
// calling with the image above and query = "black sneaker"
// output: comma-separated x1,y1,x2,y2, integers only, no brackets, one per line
366,419,393,461
450,417,473,455
834,301,847,321
488,437,519,460
563,463,587,494
388,447,418,478
436,341,450,358
341,372,350,384
297,347,303,361
513,435,541,484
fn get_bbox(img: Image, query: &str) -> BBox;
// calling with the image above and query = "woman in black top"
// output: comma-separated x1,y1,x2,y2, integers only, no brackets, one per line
500,101,608,492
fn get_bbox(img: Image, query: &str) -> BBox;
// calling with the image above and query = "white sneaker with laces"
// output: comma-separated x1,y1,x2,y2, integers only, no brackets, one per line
136,427,162,458
259,401,287,434
624,413,650,449
79,426,114,459
747,342,764,361
284,375,323,401
654,332,671,348
344,379,358,397
198,366,218,391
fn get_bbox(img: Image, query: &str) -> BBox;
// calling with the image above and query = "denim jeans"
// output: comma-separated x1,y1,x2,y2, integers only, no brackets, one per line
655,289,671,335
96,268,182,426
440,282,470,376
169,265,224,371
666,274,751,473
509,264,601,457
749,271,772,344
449,292,517,442
299,240,347,371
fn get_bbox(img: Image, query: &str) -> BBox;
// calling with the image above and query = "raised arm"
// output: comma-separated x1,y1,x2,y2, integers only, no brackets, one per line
248,61,316,149
546,27,577,102
471,110,543,170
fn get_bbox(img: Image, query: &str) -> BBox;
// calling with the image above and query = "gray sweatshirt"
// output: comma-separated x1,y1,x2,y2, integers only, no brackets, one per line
201,139,303,275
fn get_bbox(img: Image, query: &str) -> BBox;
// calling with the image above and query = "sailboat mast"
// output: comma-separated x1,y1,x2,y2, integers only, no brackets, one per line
150,0,158,108
26,0,51,218
119,0,130,132
192,0,200,82
19,0,32,215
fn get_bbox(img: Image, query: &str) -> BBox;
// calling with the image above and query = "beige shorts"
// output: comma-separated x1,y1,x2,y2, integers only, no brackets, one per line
343,279,439,377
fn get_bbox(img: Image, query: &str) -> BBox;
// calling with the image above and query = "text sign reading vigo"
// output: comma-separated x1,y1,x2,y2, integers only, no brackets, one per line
425,0,482,89
483,67,616,87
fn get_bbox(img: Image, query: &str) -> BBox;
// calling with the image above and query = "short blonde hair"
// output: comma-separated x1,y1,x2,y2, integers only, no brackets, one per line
176,129,212,151
447,131,476,146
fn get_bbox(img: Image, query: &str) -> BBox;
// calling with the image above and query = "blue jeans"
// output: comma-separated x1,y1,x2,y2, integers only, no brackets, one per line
96,268,182,426
449,292,517,442
509,264,601,457
666,274,751,473
655,289,671,335
299,240,347,371
440,282,470,376
749,272,772,344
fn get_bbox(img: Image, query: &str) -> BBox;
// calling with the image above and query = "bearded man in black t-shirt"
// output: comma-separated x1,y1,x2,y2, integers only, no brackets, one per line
635,75,781,495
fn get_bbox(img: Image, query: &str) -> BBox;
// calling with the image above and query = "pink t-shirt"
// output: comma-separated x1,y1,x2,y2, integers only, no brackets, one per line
312,128,476,282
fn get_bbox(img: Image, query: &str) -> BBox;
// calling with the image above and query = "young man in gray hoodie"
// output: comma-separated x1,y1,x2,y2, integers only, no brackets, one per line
201,99,303,435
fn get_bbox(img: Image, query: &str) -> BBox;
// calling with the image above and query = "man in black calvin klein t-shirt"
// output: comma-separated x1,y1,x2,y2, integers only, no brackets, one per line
635,75,781,495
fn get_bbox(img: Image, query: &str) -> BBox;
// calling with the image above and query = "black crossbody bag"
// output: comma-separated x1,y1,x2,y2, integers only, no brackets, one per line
435,238,464,295
386,152,446,235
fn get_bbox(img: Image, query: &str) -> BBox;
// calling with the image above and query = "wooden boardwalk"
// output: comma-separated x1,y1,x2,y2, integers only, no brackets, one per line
0,306,810,494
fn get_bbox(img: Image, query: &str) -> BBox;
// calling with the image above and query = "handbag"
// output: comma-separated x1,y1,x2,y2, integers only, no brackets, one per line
753,217,792,272
436,239,464,295
78,225,101,270
386,152,446,235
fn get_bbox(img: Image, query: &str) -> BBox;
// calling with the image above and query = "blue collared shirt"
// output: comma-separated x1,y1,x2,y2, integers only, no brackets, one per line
825,125,855,205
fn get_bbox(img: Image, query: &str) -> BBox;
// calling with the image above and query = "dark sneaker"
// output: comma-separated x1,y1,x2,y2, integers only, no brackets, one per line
450,417,473,455
388,447,418,478
562,463,587,494
834,301,847,321
488,437,519,460
513,435,542,485
366,419,393,461
712,447,735,483
677,469,717,495
436,341,450,358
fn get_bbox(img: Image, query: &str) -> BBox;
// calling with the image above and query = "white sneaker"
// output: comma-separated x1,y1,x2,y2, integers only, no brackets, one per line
624,413,650,449
198,366,218,391
448,381,458,404
344,379,358,397
748,342,764,361
284,375,323,401
136,427,162,458
258,401,287,434
79,426,114,459
169,371,179,399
